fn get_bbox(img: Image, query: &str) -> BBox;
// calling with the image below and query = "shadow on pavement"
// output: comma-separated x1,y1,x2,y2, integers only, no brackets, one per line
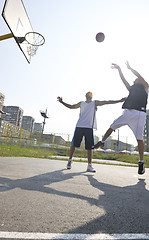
0,165,149,234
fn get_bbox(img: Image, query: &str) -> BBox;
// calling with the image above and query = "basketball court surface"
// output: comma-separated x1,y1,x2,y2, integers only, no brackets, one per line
0,157,149,240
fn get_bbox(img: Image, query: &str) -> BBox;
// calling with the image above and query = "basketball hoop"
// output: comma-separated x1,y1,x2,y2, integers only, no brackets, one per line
15,32,45,56
25,32,45,46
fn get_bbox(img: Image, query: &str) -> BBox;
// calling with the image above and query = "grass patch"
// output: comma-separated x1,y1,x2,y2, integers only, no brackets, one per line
93,152,149,168
0,145,148,168
0,145,53,158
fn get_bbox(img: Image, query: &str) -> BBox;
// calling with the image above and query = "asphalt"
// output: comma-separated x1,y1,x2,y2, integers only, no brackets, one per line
0,157,148,237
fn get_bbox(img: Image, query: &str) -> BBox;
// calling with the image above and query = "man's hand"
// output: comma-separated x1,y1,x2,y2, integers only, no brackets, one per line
125,61,131,69
57,97,81,109
111,63,120,70
57,96,63,103
120,97,126,102
111,63,130,91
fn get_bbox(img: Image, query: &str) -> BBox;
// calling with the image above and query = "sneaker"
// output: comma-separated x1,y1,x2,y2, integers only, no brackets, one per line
94,141,104,149
87,165,96,173
67,159,72,169
138,161,145,175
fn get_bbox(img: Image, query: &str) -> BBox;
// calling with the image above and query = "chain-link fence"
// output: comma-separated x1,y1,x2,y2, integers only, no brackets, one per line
1,120,144,156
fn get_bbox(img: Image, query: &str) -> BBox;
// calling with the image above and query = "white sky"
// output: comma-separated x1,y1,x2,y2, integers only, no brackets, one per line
0,0,149,146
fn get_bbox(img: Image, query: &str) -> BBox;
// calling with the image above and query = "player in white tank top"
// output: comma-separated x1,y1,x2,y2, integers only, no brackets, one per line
57,92,125,172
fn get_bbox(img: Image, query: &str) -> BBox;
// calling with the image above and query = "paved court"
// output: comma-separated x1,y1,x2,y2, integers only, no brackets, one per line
0,157,149,239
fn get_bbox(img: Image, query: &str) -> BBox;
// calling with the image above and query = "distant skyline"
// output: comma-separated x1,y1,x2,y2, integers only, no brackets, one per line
1,0,149,146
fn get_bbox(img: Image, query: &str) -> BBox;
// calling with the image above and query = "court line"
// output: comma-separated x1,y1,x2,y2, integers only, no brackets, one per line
0,232,149,239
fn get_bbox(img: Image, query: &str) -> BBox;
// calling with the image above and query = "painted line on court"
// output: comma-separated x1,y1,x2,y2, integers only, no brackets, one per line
0,232,149,239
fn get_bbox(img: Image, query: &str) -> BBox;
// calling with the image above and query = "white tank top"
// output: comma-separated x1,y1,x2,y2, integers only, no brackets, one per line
76,101,97,129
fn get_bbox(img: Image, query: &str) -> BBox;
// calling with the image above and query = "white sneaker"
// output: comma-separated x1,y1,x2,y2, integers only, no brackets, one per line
87,165,96,172
67,159,72,169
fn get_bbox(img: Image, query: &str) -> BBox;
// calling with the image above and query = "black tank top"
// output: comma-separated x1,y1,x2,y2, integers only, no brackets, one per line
122,84,148,112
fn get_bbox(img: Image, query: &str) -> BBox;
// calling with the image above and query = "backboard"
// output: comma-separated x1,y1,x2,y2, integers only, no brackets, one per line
2,0,34,63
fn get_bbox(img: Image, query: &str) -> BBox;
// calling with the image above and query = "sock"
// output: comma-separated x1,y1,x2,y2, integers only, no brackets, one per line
69,158,72,161
139,160,144,162
88,163,92,166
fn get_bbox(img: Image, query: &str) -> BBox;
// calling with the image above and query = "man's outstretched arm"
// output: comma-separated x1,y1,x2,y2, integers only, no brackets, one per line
95,97,126,107
111,63,130,91
57,97,81,109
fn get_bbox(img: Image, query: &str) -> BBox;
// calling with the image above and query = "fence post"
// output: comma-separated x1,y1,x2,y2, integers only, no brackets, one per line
126,136,128,153
38,132,42,149
111,136,113,155
30,131,33,148
6,125,9,145
19,128,22,147
52,134,55,152
2,121,5,136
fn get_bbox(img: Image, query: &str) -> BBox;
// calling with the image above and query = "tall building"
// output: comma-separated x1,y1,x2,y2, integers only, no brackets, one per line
0,92,5,118
144,109,149,151
34,122,42,133
22,116,35,132
2,106,23,128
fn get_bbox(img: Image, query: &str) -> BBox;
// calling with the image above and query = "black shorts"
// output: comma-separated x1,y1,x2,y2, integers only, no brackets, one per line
71,127,94,150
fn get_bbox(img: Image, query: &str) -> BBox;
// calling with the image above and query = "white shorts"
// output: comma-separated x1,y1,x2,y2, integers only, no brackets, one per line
110,109,146,140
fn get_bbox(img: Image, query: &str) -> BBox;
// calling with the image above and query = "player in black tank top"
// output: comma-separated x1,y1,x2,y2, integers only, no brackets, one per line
122,84,148,112
94,61,149,175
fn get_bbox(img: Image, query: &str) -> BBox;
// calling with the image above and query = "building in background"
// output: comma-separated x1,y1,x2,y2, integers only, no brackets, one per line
34,122,42,133
103,136,133,152
2,106,23,128
0,92,5,118
22,116,35,132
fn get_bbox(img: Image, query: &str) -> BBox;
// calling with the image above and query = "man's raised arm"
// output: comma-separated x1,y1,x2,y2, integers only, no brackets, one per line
126,61,149,92
111,63,130,91
57,97,81,109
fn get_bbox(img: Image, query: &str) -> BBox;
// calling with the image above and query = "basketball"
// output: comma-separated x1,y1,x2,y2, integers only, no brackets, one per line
95,32,105,42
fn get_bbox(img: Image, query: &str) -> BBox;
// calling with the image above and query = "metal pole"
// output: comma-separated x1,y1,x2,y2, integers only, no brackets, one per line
0,33,13,41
